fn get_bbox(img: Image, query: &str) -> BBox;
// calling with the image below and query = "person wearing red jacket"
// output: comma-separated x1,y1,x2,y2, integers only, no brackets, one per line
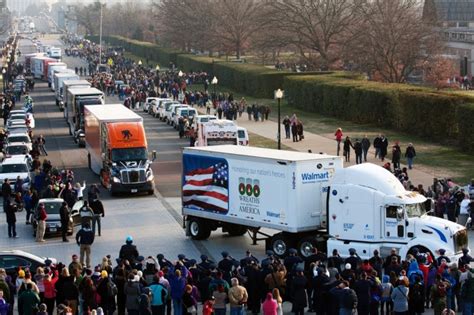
36,204,47,243
202,297,215,315
334,128,343,156
43,270,58,315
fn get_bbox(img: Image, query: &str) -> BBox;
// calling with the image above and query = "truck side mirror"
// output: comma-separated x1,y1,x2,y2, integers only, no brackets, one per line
151,150,157,161
397,208,404,221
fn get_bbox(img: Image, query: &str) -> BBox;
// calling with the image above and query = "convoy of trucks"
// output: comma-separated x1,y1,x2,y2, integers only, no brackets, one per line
181,145,468,260
84,105,155,195
34,56,470,262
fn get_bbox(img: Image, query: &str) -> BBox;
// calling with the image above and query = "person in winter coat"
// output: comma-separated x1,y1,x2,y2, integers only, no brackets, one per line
330,280,358,315
182,285,197,315
391,279,409,315
124,273,141,315
43,271,57,315
392,141,402,170
343,136,353,162
291,122,298,142
0,290,8,315
361,135,371,162
138,287,152,315
5,201,17,238
169,269,186,315
228,278,248,315
405,143,417,169
408,275,425,315
334,128,344,156
380,135,389,161
282,116,291,139
290,269,307,315
354,272,371,314
353,139,363,164
262,292,278,315
18,283,40,315
97,271,117,315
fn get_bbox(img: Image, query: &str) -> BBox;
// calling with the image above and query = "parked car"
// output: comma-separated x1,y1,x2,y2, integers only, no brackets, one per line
143,97,160,113
0,156,32,192
0,250,57,278
151,98,172,118
159,101,180,121
3,142,31,159
4,133,32,151
31,198,81,238
167,104,188,126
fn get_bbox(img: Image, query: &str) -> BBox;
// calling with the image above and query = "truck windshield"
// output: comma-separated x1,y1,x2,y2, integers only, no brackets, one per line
405,203,425,217
111,147,147,162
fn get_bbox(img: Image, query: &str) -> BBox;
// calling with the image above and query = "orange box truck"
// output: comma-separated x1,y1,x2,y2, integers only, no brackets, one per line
84,104,155,195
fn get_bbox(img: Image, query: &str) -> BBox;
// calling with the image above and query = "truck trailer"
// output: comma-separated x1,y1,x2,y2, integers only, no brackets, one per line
47,62,68,88
53,73,80,108
195,120,247,146
84,105,155,195
31,56,56,79
66,87,104,136
62,80,91,115
182,146,468,261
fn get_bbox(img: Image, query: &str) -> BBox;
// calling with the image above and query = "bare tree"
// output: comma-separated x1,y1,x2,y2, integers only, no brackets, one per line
265,0,356,69
344,0,443,83
212,0,263,59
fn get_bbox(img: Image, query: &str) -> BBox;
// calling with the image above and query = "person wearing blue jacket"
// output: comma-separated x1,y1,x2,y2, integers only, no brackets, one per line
149,275,168,315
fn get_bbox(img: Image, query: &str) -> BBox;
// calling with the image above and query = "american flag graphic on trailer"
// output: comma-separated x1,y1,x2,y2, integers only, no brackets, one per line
182,155,229,213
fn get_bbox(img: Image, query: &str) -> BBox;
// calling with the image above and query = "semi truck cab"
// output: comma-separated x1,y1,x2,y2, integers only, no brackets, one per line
327,163,468,261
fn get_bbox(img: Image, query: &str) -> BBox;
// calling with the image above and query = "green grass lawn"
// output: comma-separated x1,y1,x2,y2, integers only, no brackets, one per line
248,132,293,151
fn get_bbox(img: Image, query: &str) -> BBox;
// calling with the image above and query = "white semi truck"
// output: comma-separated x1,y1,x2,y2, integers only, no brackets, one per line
182,146,468,260
66,87,104,136
195,120,248,147
62,80,91,115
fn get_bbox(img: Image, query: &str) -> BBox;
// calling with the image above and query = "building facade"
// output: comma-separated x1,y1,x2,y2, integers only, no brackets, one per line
426,0,474,76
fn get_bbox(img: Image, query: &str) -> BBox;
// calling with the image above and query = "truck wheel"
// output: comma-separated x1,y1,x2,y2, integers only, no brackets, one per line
226,225,247,236
298,237,317,258
188,218,211,240
271,234,291,257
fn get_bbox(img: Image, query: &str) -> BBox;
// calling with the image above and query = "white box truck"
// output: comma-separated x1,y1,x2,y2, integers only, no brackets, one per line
66,87,104,136
182,146,469,261
62,80,91,116
195,120,247,146
53,73,80,108
47,62,67,88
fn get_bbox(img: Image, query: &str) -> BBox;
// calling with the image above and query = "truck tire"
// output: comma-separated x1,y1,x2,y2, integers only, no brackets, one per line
271,234,291,257
298,237,317,258
226,224,247,236
188,218,211,240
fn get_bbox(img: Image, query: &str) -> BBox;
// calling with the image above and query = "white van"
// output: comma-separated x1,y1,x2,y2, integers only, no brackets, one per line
237,127,249,146
165,104,187,125
160,101,180,121
173,107,197,129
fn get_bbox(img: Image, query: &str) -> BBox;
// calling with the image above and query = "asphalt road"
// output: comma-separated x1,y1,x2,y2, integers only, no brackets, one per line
0,35,267,267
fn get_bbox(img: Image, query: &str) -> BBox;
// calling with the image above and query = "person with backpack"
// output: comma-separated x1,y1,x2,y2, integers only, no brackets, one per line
97,270,117,315
431,274,451,315
460,268,474,315
408,275,425,315
149,275,168,315
330,280,357,315
391,278,409,315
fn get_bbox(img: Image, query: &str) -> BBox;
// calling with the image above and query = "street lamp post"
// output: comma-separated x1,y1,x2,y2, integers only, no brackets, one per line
275,89,284,150
138,60,142,66
211,76,218,101
98,1,104,66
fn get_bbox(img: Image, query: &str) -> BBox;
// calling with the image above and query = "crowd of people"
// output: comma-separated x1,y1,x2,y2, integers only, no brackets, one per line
0,240,473,315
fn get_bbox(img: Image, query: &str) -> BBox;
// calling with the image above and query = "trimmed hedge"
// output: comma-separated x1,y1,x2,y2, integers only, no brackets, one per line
283,75,474,149
457,104,474,152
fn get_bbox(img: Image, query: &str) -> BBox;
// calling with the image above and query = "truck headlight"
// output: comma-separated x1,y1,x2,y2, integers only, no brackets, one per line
147,169,154,181
112,176,121,183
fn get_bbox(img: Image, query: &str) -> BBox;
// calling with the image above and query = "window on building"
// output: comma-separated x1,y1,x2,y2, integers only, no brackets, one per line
458,22,468,28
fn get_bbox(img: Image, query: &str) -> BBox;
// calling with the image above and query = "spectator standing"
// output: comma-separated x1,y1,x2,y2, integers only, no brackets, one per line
343,136,353,163
380,135,389,161
330,281,358,315
124,274,141,315
282,116,291,139
90,198,105,236
405,143,417,170
18,283,40,315
228,278,248,315
149,275,168,315
291,122,298,143
392,141,402,170
79,200,94,227
353,138,363,164
290,268,307,315
261,292,277,315
0,290,8,315
37,135,47,156
373,134,382,159
334,128,343,156
75,222,95,268
73,181,86,200
5,201,17,238
212,285,228,315
36,203,47,242
2,179,11,211
391,279,409,315
361,135,371,162
59,202,70,242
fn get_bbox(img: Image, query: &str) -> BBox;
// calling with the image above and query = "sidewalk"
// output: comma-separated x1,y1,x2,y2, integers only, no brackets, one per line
202,109,436,188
